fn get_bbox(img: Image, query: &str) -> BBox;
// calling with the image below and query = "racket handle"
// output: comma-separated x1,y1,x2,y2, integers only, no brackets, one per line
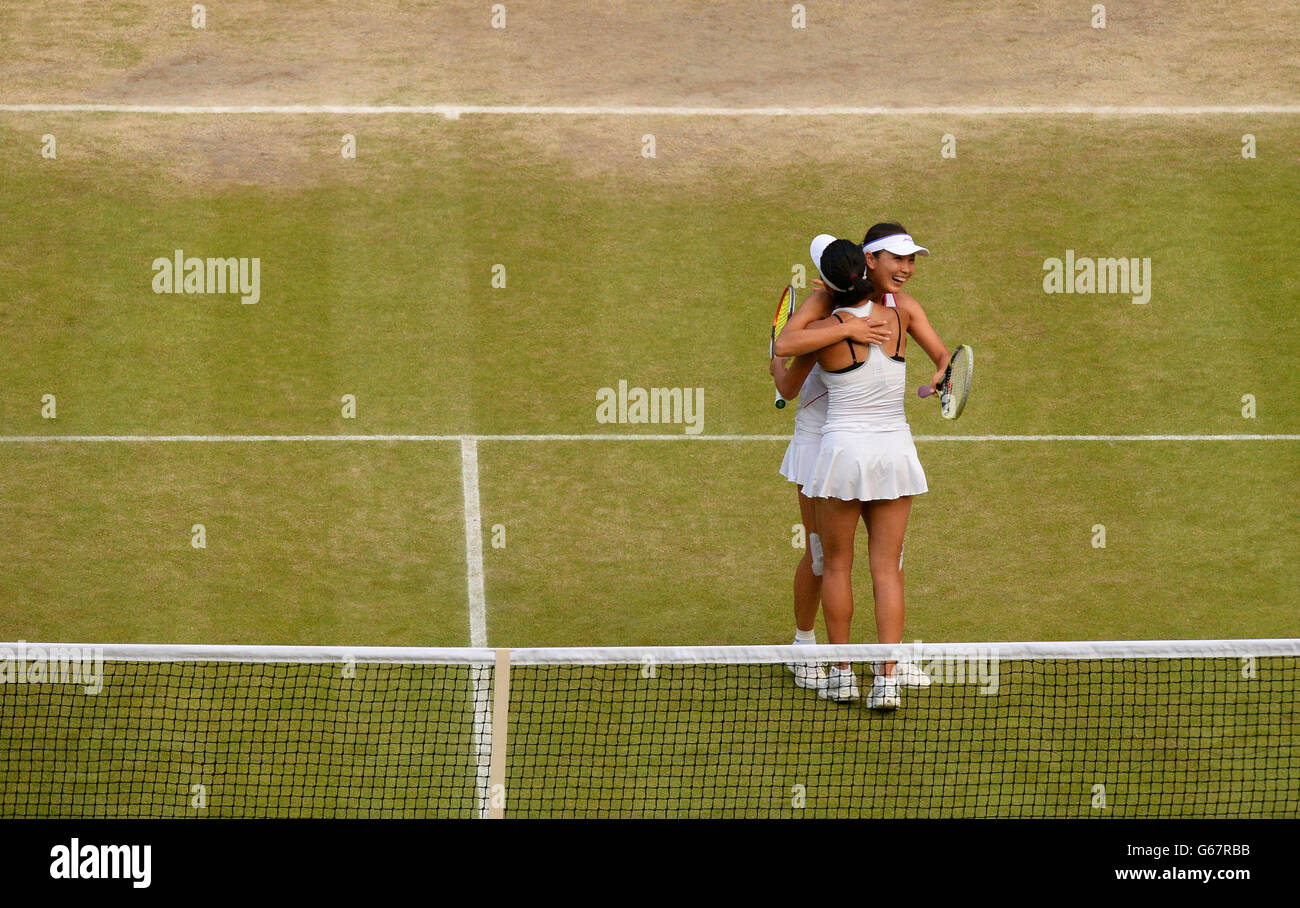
918,386,935,398
774,389,788,409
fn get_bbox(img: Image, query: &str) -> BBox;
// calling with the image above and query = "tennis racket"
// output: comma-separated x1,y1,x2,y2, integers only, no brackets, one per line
919,343,973,419
770,284,796,408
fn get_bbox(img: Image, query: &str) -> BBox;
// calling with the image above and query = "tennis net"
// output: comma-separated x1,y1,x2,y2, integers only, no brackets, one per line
1,639,1296,818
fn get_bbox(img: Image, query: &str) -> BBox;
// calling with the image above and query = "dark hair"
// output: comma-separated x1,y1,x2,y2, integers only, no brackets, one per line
820,238,873,306
862,221,908,250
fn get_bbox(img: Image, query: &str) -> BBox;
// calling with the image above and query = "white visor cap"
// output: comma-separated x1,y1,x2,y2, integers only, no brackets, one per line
863,233,930,257
808,233,846,290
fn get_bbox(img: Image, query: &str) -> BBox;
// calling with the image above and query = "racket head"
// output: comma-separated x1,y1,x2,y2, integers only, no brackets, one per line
940,344,973,419
770,285,795,358
771,286,797,408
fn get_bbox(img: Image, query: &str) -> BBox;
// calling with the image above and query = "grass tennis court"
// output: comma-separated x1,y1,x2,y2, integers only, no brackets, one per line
1,114,1296,647
0,1,1296,820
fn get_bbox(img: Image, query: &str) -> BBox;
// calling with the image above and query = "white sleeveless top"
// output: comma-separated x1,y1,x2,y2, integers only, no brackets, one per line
793,365,828,437
821,296,909,433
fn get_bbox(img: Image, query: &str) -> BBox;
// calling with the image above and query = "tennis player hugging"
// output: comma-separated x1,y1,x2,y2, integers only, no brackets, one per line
770,224,955,710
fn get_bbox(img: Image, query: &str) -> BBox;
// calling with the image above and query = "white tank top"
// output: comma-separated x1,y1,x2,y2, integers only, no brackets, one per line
793,365,828,437
821,297,909,433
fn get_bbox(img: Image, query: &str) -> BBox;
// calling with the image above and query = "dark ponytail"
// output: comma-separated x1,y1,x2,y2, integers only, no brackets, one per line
832,276,873,308
819,238,874,307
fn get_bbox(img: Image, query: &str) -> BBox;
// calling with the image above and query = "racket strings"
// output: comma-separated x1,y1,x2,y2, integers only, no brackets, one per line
943,346,973,418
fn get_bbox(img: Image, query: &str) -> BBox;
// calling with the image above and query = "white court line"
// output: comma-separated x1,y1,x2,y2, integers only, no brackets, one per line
0,433,1297,442
460,437,493,818
2,103,1299,117
459,438,487,648
470,661,492,820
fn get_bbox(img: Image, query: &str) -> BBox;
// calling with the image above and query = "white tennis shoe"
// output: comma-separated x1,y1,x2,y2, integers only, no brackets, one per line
866,675,900,711
871,660,932,689
787,660,828,691
818,666,860,702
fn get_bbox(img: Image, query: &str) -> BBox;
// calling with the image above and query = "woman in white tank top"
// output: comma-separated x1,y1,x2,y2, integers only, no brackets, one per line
807,294,926,501
770,283,894,691
790,229,956,709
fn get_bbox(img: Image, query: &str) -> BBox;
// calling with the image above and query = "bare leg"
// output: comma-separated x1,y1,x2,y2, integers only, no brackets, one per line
814,496,865,670
863,495,913,677
792,488,821,633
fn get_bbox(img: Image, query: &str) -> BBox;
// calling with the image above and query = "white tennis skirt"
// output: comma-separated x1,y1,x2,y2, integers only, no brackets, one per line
804,428,928,502
778,431,823,490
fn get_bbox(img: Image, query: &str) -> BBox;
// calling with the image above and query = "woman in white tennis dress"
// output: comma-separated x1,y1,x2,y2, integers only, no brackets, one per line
770,287,892,691
771,359,831,689
796,229,954,709
808,297,927,502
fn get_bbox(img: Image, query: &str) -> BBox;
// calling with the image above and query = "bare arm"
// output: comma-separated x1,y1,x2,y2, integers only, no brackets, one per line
774,288,891,356
769,353,817,401
772,288,838,356
806,314,870,373
899,293,951,390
